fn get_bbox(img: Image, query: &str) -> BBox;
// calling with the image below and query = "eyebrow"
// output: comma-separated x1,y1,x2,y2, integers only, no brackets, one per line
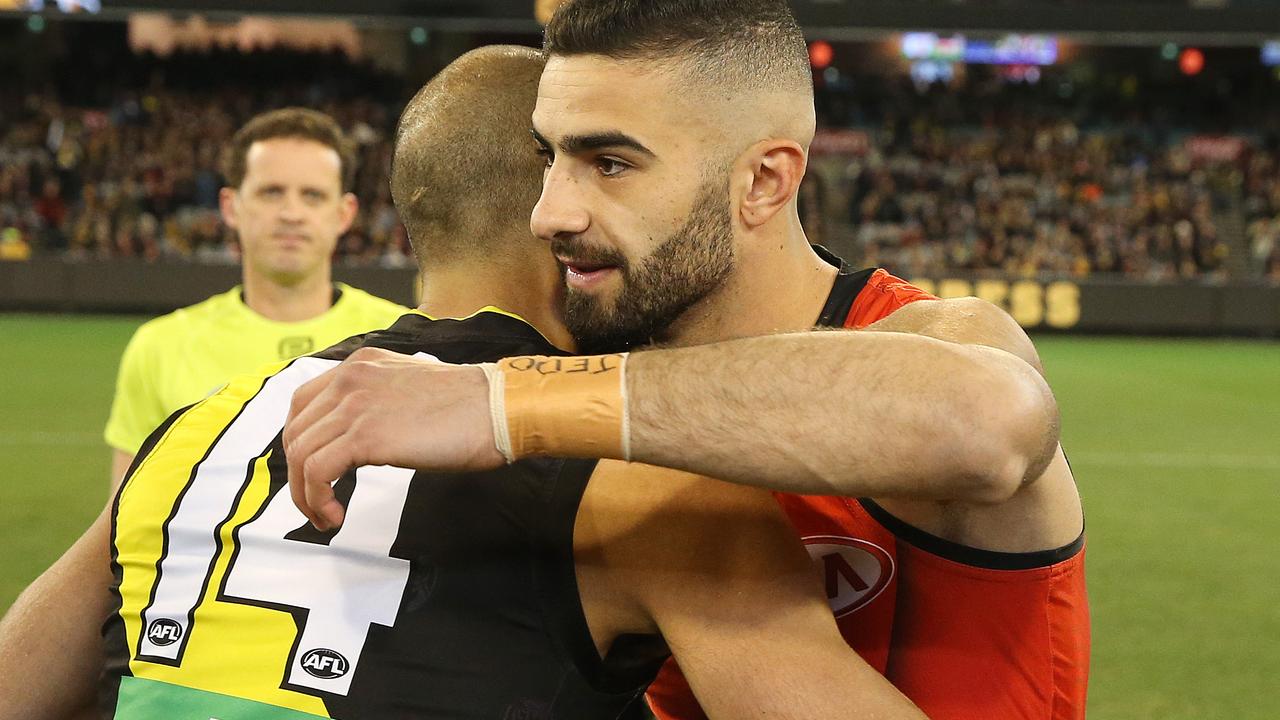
530,127,655,159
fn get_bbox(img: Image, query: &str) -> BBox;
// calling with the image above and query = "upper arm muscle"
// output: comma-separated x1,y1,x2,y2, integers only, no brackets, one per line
868,296,1044,374
577,461,922,719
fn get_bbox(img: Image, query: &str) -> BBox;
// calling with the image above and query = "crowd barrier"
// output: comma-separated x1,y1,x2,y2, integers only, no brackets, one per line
1,259,1277,337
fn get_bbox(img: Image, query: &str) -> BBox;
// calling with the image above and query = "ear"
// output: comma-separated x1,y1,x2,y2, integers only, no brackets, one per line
337,192,359,234
219,187,240,231
738,140,806,230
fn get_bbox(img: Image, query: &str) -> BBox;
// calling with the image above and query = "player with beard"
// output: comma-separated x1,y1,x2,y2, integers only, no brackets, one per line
0,46,926,720
284,2,1089,718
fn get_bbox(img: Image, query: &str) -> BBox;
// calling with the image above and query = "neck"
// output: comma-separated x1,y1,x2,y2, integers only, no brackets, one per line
664,216,837,347
241,265,335,323
418,257,574,351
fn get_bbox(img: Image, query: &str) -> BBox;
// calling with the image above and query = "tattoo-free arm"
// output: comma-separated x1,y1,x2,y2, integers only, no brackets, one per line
283,299,1057,530
0,511,112,720
623,298,1058,503
580,461,926,720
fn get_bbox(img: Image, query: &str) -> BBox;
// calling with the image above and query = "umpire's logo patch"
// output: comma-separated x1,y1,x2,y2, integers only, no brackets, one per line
802,536,895,617
278,336,315,359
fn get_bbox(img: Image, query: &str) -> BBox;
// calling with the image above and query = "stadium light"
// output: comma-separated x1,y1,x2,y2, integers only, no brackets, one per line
809,40,834,70
1179,47,1205,76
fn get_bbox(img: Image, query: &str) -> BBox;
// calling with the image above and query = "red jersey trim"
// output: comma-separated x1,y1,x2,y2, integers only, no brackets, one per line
845,268,938,329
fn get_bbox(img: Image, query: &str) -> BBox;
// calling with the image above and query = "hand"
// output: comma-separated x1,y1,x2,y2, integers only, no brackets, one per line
283,347,503,530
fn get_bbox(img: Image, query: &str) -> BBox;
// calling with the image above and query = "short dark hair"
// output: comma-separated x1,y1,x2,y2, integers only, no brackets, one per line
390,46,546,267
543,0,811,95
221,108,358,192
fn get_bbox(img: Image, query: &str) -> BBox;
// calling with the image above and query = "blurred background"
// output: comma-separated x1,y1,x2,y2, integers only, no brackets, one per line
0,1,1277,718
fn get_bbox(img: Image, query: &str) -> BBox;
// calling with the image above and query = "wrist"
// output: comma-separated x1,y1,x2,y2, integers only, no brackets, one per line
481,354,631,462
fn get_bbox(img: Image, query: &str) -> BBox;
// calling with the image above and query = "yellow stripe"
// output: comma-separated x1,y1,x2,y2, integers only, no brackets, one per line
113,361,328,716
409,304,527,324
409,305,560,347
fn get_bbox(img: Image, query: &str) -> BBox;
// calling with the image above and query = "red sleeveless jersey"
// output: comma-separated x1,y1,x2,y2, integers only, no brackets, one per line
646,256,1090,720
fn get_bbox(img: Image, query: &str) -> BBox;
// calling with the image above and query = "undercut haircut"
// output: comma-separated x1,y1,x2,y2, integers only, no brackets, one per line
390,46,547,268
543,0,812,98
222,108,357,192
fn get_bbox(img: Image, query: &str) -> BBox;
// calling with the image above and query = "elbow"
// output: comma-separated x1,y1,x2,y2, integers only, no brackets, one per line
956,355,1061,505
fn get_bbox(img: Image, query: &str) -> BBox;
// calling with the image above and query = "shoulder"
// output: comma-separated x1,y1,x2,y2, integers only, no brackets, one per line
334,284,409,320
847,269,938,328
126,290,234,352
868,295,1043,373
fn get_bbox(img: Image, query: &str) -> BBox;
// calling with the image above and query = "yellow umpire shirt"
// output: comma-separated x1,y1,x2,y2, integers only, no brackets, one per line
105,284,406,455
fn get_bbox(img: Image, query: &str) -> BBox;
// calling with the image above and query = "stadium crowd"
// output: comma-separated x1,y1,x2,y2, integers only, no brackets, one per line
1,42,1276,281
819,120,1233,281
0,47,414,268
1245,148,1280,279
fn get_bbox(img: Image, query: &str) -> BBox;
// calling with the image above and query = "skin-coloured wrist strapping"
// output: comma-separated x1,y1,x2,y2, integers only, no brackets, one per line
482,354,630,463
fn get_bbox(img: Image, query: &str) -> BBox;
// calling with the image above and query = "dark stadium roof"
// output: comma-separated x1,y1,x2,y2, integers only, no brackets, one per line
12,0,1280,39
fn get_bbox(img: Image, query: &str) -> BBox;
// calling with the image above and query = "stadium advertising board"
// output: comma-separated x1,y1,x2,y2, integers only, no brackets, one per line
901,33,1059,66
2,261,1276,336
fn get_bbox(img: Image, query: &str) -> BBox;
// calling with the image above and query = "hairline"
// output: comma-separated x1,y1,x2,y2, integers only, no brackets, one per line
236,136,347,193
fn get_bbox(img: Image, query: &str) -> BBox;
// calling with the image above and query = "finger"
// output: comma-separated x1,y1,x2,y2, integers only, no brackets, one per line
302,431,369,529
285,376,351,529
288,454,329,531
283,369,339,457
287,400,362,529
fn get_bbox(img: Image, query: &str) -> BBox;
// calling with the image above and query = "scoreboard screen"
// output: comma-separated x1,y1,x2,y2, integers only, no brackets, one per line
3,0,101,10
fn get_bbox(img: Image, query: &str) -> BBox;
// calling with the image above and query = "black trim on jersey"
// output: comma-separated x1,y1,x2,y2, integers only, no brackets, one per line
239,285,343,309
537,458,668,702
859,499,1085,571
215,432,341,700
100,406,190,713
812,245,877,329
132,363,290,668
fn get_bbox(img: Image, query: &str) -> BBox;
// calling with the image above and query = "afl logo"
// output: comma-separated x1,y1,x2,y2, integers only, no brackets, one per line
803,536,894,617
300,648,350,679
146,618,183,646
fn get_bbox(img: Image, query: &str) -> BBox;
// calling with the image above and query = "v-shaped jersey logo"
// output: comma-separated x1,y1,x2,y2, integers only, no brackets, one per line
802,536,895,617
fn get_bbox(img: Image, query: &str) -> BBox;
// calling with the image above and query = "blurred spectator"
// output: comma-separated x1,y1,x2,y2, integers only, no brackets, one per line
0,227,31,261
1,28,1272,281
1,42,409,267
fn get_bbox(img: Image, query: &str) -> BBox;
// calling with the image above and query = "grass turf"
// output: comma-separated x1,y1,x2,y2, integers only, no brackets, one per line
0,314,1276,719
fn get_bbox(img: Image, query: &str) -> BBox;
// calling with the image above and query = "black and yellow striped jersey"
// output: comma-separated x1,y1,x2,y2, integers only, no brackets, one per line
101,308,665,719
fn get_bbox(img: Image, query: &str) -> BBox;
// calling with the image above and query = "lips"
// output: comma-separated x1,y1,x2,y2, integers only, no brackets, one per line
559,256,619,290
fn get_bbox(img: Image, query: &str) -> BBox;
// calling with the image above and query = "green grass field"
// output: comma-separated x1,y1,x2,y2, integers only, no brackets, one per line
1,313,1277,719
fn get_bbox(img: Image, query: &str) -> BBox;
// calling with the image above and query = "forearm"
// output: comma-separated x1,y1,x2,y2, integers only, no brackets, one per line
615,331,1054,501
491,328,1055,500
0,517,112,720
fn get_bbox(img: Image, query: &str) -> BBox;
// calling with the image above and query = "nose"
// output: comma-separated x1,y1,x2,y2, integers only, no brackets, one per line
531,164,590,242
278,190,305,223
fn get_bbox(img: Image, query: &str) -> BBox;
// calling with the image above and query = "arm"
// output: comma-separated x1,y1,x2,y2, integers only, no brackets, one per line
105,323,161,490
577,461,925,720
0,510,113,720
624,297,1059,503
284,300,1056,529
111,449,134,492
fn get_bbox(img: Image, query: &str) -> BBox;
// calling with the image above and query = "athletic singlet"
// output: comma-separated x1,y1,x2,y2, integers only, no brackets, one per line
647,248,1090,720
102,309,665,720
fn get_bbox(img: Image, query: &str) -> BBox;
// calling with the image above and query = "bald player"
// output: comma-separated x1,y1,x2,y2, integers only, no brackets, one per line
0,46,924,720
284,2,1089,718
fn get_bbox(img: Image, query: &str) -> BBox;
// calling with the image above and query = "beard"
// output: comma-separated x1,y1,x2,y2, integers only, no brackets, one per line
554,178,736,354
